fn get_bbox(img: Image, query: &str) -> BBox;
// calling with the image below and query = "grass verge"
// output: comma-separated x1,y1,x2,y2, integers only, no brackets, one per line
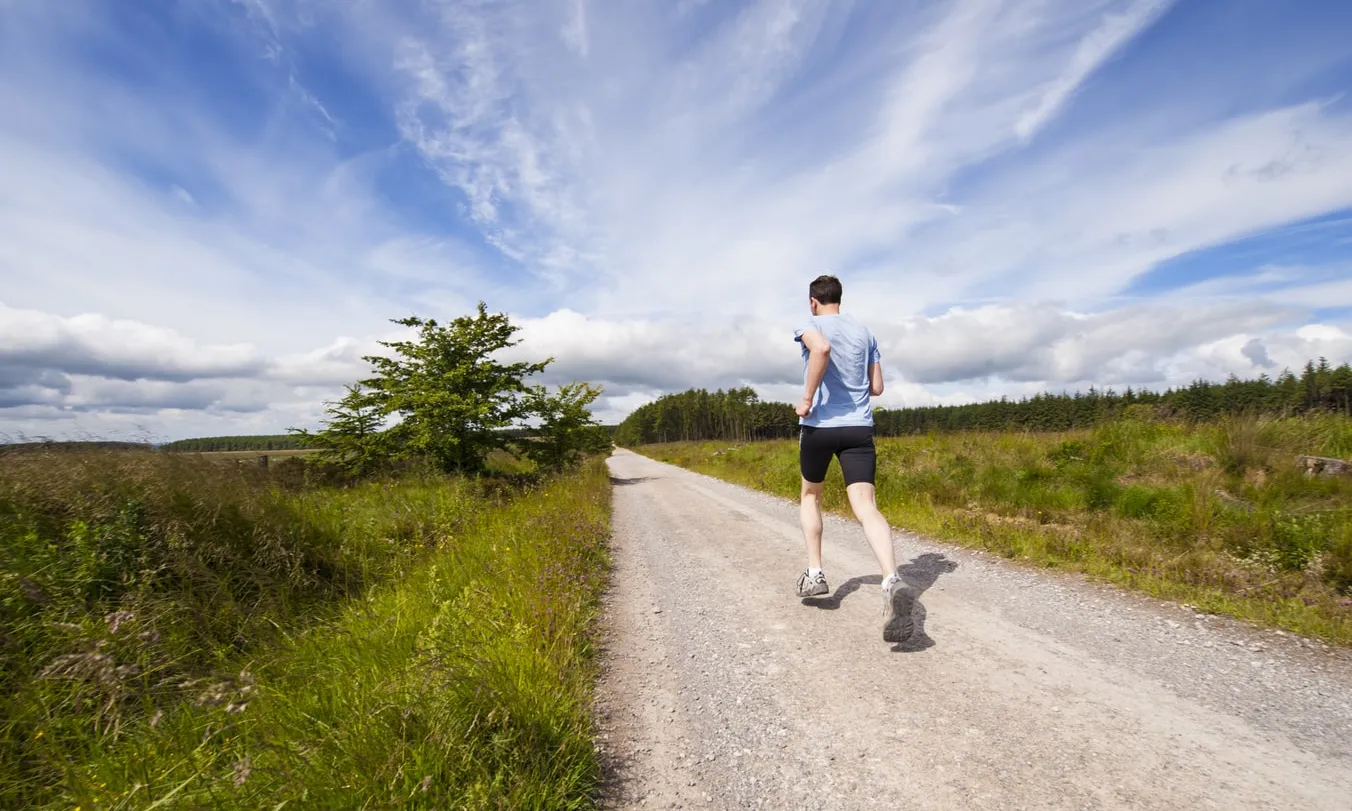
637,415,1352,646
2,448,610,808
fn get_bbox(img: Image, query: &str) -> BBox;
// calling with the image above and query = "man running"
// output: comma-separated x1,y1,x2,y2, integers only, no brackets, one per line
793,275,911,642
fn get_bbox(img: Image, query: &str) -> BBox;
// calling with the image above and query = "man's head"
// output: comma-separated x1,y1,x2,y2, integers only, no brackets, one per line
808,275,842,314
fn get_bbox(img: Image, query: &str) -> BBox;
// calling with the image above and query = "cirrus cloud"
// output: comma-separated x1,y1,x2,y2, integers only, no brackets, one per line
2,0,1352,441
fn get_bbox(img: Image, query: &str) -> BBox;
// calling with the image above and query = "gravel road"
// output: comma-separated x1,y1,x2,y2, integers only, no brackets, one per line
593,449,1352,810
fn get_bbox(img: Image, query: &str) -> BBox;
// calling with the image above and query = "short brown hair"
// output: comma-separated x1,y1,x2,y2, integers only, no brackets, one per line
809,275,842,305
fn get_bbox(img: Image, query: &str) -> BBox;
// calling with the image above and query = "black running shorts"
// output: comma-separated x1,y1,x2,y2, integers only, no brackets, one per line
798,425,876,486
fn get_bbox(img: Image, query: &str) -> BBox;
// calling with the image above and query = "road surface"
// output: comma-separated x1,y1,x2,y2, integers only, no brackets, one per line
593,449,1352,810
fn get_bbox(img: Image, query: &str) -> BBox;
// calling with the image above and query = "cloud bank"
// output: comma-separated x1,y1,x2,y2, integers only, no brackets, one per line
2,0,1351,439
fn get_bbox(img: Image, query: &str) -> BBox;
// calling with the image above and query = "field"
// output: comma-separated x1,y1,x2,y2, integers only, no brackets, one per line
191,448,319,461
0,447,610,808
639,414,1352,645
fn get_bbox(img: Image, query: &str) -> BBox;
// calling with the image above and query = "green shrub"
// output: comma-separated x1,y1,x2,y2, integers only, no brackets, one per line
1326,526,1352,595
1271,512,1340,573
1115,486,1169,520
1069,464,1120,510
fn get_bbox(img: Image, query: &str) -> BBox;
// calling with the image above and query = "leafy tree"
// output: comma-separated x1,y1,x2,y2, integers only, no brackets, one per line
518,382,613,471
359,306,549,474
298,303,609,477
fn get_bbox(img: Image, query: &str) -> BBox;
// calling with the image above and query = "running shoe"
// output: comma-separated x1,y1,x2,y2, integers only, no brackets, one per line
882,575,916,643
796,570,829,597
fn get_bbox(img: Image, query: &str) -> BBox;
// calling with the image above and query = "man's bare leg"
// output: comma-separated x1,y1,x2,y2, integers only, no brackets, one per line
800,478,825,570
846,482,896,577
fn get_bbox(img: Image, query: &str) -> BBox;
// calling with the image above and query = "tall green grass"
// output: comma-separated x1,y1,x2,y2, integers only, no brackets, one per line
1,448,610,808
640,414,1352,644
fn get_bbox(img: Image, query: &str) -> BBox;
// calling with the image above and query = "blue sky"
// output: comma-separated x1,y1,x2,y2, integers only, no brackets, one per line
2,0,1351,439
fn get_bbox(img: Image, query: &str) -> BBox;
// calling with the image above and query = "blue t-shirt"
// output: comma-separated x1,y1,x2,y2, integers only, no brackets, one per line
794,314,880,428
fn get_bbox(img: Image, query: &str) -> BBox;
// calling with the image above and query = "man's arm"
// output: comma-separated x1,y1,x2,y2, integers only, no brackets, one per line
797,329,831,417
869,361,884,397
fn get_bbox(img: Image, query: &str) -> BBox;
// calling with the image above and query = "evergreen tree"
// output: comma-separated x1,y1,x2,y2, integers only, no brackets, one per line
291,384,387,476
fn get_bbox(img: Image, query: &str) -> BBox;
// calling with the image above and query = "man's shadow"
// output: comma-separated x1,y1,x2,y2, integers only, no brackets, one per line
802,552,958,653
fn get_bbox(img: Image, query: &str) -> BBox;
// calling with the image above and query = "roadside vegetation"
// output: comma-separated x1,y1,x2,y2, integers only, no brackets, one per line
641,413,1352,645
1,303,614,808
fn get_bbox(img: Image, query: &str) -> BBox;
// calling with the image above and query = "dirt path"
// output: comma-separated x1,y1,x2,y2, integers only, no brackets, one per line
593,449,1352,810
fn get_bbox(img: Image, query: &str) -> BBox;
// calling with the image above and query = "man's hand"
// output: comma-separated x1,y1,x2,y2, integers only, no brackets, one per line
795,396,813,418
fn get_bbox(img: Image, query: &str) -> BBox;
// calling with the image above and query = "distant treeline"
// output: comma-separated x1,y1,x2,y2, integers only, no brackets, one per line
0,441,151,455
614,359,1352,445
612,387,801,445
162,435,320,453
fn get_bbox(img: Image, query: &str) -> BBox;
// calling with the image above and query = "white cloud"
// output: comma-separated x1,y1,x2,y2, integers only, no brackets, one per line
504,300,1343,407
3,1,1352,439
1014,0,1174,141
1172,264,1352,310
1165,325,1352,387
507,308,799,390
364,0,1352,329
875,301,1299,384
561,0,589,58
0,304,396,432
268,338,379,387
0,302,264,382
2,297,1348,439
231,0,284,62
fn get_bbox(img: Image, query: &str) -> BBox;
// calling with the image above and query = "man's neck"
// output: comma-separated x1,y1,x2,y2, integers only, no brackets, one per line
815,305,841,316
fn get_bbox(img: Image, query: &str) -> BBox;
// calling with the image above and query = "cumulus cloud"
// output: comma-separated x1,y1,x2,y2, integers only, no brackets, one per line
876,301,1298,384
268,338,383,387
505,301,1339,404
0,304,386,418
506,309,799,391
2,297,1348,439
1241,338,1274,369
3,1,1352,440
0,302,265,383
61,378,276,414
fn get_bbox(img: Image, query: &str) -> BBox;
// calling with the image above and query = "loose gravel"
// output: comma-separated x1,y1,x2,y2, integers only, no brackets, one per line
593,450,1352,810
